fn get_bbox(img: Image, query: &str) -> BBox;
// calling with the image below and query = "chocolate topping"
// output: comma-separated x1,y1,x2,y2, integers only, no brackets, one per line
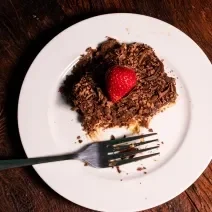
61,38,177,135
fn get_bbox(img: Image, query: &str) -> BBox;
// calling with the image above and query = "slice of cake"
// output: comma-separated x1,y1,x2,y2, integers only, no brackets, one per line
61,38,177,136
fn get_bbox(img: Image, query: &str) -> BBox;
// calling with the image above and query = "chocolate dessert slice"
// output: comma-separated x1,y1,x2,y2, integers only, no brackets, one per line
61,38,177,135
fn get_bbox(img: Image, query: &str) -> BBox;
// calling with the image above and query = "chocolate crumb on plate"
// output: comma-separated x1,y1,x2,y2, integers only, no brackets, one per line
84,162,88,166
78,140,83,143
137,167,143,171
116,166,121,173
77,136,80,139
148,128,153,132
110,135,115,140
144,172,147,174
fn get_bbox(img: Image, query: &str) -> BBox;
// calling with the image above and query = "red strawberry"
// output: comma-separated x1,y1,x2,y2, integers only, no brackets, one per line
106,65,137,102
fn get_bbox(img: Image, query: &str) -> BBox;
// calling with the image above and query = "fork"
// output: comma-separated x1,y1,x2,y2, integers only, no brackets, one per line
0,133,159,170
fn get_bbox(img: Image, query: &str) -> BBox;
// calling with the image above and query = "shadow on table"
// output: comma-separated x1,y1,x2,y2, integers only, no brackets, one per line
4,13,102,208
5,14,93,155
5,11,114,158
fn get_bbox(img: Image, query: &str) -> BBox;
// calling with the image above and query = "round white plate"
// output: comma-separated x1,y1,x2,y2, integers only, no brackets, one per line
18,14,212,212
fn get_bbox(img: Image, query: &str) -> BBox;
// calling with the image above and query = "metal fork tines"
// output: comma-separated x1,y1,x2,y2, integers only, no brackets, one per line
87,133,160,168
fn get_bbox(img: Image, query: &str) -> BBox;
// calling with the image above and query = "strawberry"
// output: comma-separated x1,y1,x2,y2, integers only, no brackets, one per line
106,65,137,102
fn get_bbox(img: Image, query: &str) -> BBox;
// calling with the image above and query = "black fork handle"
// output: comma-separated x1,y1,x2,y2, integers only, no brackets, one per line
0,153,78,171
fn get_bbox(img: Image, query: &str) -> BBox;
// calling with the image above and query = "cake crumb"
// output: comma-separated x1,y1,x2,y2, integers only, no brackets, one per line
110,135,115,140
144,171,147,174
137,167,143,171
116,166,121,173
84,162,88,166
140,137,145,142
78,140,83,143
148,128,153,132
77,136,80,139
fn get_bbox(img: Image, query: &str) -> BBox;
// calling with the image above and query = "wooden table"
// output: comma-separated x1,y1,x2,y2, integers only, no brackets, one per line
0,0,211,211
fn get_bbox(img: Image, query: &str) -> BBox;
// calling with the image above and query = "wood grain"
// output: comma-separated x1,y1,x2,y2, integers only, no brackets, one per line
0,0,211,211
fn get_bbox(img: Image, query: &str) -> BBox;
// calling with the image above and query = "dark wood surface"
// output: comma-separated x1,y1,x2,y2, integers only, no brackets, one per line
0,0,211,211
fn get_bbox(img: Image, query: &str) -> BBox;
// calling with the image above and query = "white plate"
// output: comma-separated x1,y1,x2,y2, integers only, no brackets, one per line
18,14,212,212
